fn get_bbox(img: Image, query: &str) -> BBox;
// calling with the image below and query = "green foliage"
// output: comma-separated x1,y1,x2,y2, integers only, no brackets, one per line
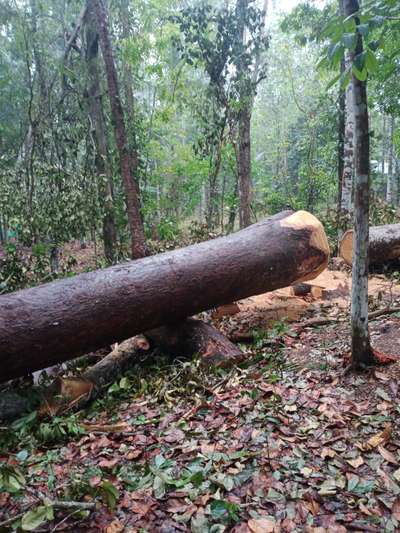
0,463,26,494
210,499,240,524
1,411,86,452
21,505,54,531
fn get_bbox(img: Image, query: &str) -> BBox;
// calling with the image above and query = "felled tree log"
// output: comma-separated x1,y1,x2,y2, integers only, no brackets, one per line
0,210,329,382
146,318,245,367
340,224,400,267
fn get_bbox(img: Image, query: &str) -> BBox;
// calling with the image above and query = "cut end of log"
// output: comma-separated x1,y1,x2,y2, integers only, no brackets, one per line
339,229,353,266
280,210,330,282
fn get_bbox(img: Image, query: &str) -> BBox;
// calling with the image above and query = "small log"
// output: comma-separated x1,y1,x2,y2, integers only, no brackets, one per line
340,224,400,267
146,318,245,367
39,335,150,416
0,337,149,420
0,210,329,381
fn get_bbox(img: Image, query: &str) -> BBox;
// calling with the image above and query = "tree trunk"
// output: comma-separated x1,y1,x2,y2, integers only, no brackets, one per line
381,114,386,189
386,115,396,204
339,52,355,236
340,223,400,267
236,0,252,229
93,0,146,259
0,210,329,381
343,0,374,367
238,106,252,228
337,53,346,237
85,2,117,263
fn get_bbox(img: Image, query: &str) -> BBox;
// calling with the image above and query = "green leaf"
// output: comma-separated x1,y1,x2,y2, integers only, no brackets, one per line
342,32,357,50
365,49,378,73
153,475,166,499
210,499,239,521
328,43,344,67
352,64,368,81
347,474,360,492
100,480,119,509
357,24,369,37
190,471,204,487
326,72,341,90
21,505,53,531
368,40,380,51
119,377,130,390
354,51,366,71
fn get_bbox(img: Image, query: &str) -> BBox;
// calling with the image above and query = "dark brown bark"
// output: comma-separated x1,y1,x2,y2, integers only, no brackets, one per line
238,106,252,228
92,0,146,259
0,210,329,382
85,2,117,263
343,0,374,367
236,0,252,229
340,223,400,267
146,319,245,368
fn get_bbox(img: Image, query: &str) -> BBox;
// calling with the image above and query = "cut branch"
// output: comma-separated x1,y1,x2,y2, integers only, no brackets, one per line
146,319,245,367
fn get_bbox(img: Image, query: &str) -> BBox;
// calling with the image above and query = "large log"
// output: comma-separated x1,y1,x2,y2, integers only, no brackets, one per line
339,224,400,267
0,210,329,382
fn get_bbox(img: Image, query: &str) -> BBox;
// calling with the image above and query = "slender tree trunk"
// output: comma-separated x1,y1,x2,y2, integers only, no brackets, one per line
238,107,252,228
386,115,395,204
85,2,117,263
344,0,374,367
337,55,345,238
93,0,146,259
381,114,386,190
236,0,252,229
339,51,355,235
120,6,139,159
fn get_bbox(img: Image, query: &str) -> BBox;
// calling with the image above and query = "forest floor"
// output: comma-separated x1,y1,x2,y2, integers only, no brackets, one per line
1,259,400,532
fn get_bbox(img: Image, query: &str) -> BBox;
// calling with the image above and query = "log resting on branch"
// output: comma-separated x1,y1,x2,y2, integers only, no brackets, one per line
0,210,329,382
340,224,400,267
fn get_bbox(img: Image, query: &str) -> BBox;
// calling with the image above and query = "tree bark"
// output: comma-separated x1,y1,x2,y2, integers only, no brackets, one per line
0,210,329,382
343,0,374,367
339,51,355,237
238,106,252,228
337,50,346,237
386,115,396,204
236,0,252,229
85,1,117,263
93,0,146,259
340,223,400,267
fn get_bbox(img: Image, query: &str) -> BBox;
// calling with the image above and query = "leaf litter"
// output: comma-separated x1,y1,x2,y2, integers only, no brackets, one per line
1,267,400,531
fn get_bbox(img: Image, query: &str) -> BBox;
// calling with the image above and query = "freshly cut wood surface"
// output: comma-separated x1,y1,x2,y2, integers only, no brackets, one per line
0,210,329,382
340,224,400,266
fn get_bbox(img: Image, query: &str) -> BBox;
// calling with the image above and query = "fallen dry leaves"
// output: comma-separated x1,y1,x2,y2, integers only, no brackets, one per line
2,280,400,532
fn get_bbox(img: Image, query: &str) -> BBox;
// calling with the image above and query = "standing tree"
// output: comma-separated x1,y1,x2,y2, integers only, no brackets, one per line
92,0,146,259
85,2,117,263
172,1,268,229
340,47,355,236
235,0,252,228
343,0,374,366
